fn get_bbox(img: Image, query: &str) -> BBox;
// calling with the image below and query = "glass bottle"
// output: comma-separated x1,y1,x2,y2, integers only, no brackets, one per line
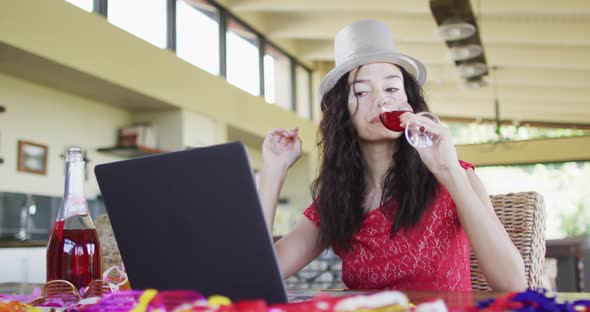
47,146,101,289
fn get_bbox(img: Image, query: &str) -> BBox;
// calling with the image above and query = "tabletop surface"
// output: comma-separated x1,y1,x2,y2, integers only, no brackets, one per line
1,283,589,306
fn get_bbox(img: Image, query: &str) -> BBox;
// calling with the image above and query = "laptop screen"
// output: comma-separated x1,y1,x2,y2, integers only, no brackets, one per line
95,142,288,304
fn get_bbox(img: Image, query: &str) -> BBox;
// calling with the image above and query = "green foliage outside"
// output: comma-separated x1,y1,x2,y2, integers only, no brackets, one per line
477,162,590,239
446,122,590,145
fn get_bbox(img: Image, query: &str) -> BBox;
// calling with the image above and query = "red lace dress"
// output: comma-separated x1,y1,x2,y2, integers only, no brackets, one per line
303,161,474,291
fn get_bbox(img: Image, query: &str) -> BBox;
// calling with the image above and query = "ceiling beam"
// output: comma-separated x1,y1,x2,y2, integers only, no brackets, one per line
296,40,449,64
317,61,590,88
228,0,429,13
483,67,590,89
470,0,590,16
429,97,588,113
264,13,590,46
439,117,590,130
456,136,590,167
266,13,438,41
478,19,590,47
426,84,590,103
296,40,590,69
428,100,589,119
486,45,590,70
228,0,590,15
427,99,590,125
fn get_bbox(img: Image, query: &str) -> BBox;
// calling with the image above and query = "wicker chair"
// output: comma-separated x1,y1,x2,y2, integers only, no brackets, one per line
470,191,546,290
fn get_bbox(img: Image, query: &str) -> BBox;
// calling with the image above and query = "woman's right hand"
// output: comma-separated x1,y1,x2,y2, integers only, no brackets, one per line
262,127,302,170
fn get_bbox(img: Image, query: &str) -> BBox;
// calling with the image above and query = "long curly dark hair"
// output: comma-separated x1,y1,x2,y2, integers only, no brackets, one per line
311,65,439,252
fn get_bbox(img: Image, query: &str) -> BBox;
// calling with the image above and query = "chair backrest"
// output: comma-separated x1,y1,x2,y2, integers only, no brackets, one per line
470,191,546,290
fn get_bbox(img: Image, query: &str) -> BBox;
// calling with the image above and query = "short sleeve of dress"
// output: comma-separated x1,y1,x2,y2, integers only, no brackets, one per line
303,202,321,228
459,160,475,171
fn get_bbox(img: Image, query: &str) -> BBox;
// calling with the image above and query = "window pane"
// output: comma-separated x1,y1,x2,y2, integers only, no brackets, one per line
64,0,93,12
264,45,292,110
108,0,167,48
226,18,260,96
296,65,311,119
176,0,220,75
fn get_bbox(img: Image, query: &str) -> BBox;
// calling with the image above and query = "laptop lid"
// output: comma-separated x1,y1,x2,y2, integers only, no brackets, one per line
94,142,288,304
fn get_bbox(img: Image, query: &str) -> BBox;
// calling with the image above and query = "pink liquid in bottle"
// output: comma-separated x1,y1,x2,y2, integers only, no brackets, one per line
47,218,101,290
47,146,101,290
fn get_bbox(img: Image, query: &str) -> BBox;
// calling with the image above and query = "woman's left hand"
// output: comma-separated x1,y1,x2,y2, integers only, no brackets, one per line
400,112,462,177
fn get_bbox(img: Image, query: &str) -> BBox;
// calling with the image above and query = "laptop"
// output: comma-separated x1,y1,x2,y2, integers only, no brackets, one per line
94,142,288,304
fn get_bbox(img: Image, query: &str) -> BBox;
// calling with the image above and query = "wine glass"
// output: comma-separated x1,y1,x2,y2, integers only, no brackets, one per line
377,97,440,149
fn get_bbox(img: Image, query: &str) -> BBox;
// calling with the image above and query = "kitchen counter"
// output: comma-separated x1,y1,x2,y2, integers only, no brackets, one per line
0,238,47,248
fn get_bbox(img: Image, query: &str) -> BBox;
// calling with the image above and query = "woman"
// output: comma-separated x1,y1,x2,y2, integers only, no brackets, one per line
258,19,526,291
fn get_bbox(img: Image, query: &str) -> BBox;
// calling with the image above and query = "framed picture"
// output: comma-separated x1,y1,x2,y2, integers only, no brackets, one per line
18,140,48,175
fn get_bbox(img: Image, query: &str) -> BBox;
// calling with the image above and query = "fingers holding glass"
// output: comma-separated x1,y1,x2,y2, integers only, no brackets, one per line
403,112,441,149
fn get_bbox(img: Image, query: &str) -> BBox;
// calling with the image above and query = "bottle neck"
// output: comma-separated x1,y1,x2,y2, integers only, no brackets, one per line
60,157,89,219
65,160,85,198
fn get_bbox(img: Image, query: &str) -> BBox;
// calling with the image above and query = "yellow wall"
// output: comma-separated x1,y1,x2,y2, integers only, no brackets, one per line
131,110,219,151
0,72,314,228
0,0,318,215
246,145,313,226
0,73,130,197
0,0,318,153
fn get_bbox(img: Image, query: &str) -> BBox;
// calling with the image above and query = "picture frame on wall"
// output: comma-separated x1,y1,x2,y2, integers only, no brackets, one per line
18,140,48,175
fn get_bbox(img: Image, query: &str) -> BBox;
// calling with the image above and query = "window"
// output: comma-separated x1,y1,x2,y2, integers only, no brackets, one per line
264,45,292,110
176,0,220,75
447,123,590,145
108,0,168,48
64,0,93,12
226,18,260,96
477,162,590,239
295,65,312,119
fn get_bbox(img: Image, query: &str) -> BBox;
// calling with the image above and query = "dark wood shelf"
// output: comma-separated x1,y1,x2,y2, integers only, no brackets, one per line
97,146,166,158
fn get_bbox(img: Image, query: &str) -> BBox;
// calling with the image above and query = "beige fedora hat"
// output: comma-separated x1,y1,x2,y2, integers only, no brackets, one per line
318,19,427,103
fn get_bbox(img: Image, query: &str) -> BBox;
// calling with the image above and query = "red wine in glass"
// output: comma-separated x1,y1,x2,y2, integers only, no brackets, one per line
376,97,441,148
47,217,102,290
379,110,410,132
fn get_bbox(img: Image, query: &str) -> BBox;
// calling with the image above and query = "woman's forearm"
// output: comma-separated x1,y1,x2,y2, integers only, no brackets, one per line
437,168,527,291
258,162,289,233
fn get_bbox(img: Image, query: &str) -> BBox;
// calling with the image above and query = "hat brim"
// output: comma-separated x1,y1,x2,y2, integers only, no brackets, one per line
318,52,427,103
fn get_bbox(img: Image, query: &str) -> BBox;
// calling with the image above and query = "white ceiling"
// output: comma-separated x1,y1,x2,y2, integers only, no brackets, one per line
223,0,590,127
